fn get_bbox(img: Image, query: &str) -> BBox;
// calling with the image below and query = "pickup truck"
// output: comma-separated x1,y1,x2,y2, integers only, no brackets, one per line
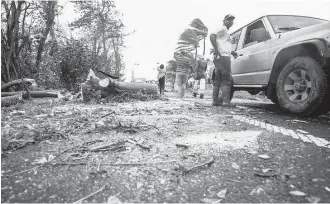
230,15,330,116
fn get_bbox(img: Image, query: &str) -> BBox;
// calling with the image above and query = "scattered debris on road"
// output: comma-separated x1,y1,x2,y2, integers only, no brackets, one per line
258,154,270,159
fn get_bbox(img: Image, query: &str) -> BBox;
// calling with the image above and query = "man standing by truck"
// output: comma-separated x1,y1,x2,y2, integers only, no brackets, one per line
210,14,238,107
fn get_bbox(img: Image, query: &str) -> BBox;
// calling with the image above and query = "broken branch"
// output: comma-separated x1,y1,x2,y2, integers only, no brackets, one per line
254,173,279,178
1,78,36,90
175,143,189,149
1,93,23,107
127,139,151,151
72,185,106,204
6,165,41,177
1,91,58,98
180,157,215,175
52,160,177,166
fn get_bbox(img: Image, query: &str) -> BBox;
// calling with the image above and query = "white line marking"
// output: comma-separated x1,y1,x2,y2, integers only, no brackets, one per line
233,115,330,148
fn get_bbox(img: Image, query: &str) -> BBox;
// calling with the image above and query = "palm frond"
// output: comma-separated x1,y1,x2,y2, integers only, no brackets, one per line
179,29,199,46
189,18,208,38
177,40,193,45
175,45,195,53
190,18,208,31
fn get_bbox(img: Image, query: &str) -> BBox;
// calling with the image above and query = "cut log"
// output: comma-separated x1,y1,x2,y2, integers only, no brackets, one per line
1,91,58,99
1,93,23,107
81,69,158,102
97,77,158,95
1,78,36,91
112,81,158,95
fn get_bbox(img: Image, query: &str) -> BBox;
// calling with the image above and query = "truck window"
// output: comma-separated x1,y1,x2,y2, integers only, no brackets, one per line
231,30,242,51
243,20,268,48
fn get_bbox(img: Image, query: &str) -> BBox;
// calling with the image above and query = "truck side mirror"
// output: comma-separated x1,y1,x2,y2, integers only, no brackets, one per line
250,28,271,42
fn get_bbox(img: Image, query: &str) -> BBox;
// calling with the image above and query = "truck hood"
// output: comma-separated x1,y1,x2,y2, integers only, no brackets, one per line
278,22,330,44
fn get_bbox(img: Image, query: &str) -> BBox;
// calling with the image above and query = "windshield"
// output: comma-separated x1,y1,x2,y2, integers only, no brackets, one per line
268,15,329,33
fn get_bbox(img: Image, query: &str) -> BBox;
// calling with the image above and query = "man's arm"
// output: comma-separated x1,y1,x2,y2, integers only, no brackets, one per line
210,34,219,57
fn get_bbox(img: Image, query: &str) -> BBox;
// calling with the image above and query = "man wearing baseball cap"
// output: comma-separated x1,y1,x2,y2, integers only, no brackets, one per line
210,14,238,107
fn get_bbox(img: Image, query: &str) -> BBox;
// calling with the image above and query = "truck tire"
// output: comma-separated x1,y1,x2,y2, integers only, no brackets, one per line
310,73,330,116
276,57,327,116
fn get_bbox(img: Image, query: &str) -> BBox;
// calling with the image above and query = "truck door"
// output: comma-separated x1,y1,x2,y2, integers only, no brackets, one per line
232,19,272,85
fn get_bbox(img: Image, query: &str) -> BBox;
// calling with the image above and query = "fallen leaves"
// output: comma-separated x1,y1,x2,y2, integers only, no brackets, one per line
216,188,227,199
262,168,273,173
231,162,240,170
200,198,222,203
249,187,264,196
136,182,144,189
312,178,326,182
325,186,330,192
289,190,307,196
247,150,258,154
33,154,55,164
107,196,122,204
258,154,270,159
286,119,308,124
307,196,321,203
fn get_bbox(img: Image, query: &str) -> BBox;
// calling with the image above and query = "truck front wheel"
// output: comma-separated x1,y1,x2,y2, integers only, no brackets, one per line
276,57,327,116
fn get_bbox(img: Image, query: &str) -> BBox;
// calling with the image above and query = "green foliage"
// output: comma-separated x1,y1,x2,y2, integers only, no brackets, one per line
69,0,125,79
1,0,126,91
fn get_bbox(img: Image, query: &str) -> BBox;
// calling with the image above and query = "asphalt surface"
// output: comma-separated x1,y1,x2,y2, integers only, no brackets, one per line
1,91,330,203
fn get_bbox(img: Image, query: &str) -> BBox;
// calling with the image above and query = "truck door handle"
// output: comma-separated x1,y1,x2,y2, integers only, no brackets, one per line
239,54,243,56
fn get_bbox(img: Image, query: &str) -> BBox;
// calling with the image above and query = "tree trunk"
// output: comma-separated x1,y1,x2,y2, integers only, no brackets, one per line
2,1,23,82
112,37,121,77
35,1,57,70
1,78,35,91
81,76,158,102
1,93,23,107
48,26,58,56
1,91,58,99
203,37,206,56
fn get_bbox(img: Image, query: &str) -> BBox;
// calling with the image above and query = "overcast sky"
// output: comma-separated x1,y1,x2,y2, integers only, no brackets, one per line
59,0,330,81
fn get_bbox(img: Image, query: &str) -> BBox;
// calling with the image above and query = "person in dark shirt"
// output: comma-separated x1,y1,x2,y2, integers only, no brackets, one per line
157,64,166,95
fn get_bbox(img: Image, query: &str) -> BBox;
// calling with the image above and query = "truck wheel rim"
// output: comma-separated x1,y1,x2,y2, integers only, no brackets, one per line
284,69,312,103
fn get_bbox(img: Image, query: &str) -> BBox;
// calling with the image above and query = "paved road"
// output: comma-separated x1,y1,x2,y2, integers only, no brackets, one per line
1,93,330,203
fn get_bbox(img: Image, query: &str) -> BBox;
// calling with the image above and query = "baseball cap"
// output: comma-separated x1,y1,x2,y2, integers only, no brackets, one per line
224,14,235,20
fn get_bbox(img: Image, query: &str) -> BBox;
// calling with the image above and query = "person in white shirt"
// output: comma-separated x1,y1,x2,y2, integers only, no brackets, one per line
210,14,238,107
